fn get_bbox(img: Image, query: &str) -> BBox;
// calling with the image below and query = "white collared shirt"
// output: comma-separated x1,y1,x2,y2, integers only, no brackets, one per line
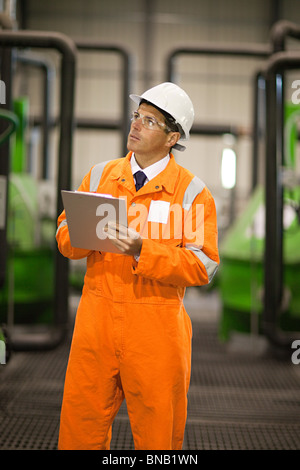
130,153,170,185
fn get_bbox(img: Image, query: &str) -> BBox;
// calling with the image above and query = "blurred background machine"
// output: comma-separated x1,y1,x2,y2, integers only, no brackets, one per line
219,22,300,350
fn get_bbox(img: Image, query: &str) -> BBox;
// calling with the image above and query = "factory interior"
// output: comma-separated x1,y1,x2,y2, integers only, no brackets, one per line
1,0,300,451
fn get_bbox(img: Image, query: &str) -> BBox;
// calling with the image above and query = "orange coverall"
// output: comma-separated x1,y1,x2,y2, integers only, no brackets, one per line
56,152,219,450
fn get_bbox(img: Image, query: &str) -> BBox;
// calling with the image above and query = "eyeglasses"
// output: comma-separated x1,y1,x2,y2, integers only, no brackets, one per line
130,111,171,132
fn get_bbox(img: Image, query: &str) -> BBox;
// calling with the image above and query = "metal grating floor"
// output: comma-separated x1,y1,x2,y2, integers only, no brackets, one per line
1,291,300,450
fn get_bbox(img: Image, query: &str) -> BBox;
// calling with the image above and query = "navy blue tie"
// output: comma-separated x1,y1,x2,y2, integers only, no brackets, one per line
134,170,147,191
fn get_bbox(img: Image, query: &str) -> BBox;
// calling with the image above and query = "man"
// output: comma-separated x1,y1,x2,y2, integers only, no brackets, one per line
56,82,219,450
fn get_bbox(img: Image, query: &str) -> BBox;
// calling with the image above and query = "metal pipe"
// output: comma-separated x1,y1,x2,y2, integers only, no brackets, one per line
32,116,122,130
191,123,249,138
26,42,132,156
251,72,266,192
75,40,132,156
0,12,13,29
0,29,76,350
270,20,300,53
167,43,271,70
166,43,271,142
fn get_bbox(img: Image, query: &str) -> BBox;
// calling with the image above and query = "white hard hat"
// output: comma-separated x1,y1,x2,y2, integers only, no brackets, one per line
130,82,194,151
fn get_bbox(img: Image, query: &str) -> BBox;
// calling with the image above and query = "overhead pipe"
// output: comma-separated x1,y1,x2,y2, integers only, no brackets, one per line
30,41,132,157
166,43,271,86
166,43,271,139
166,42,271,67
0,12,14,30
166,43,271,185
0,29,76,350
191,122,248,138
271,20,300,53
75,40,132,157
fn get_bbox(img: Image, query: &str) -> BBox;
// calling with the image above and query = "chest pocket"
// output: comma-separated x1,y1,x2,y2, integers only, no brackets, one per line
147,202,184,245
128,194,185,244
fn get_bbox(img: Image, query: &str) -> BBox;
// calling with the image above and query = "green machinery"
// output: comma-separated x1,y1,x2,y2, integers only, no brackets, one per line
0,29,76,352
219,102,300,342
0,107,19,362
0,97,55,327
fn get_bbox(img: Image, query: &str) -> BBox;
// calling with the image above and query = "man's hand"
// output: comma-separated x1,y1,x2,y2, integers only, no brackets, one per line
104,221,143,257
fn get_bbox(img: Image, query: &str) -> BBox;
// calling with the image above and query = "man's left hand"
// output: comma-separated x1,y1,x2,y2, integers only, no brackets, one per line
104,221,143,257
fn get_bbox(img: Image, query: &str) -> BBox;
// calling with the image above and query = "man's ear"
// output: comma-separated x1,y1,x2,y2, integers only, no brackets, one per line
167,132,181,148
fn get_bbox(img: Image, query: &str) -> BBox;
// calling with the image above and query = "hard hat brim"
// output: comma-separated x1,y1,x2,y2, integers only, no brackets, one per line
129,93,142,105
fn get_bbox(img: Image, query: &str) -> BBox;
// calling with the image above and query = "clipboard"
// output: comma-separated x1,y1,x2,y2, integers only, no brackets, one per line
61,190,127,254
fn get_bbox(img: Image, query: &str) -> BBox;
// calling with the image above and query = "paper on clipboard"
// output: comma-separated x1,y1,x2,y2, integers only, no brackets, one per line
61,190,127,253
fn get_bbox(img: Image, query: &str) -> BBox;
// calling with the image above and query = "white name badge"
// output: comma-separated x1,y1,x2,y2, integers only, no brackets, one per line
147,200,170,224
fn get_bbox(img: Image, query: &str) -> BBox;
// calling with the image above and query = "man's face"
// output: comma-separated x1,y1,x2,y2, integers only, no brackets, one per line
127,102,178,159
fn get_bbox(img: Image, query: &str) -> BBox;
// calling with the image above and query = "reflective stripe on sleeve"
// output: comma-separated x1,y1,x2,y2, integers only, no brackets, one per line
186,244,219,283
89,160,109,192
182,176,206,211
56,218,68,236
183,178,218,283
